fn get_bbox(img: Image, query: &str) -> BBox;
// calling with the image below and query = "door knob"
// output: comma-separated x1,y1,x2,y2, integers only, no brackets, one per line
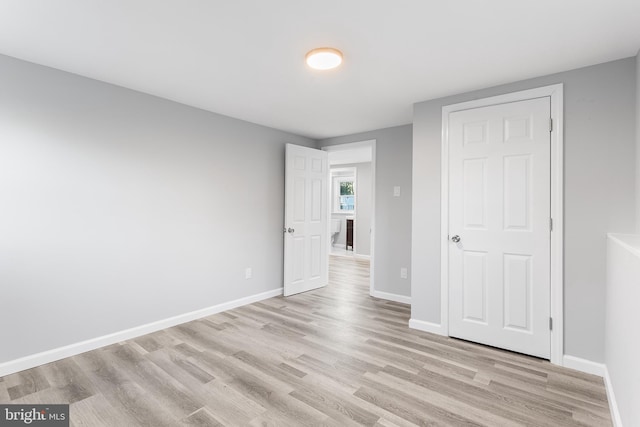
451,235,461,243
288,228,295,233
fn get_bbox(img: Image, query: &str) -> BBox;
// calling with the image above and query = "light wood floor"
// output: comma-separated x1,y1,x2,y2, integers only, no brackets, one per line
0,256,611,426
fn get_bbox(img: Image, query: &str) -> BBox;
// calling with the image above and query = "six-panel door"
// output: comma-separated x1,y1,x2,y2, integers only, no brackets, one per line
284,144,328,296
448,97,551,359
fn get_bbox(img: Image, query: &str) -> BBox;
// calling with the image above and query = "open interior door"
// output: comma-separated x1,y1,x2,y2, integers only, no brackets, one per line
284,144,328,296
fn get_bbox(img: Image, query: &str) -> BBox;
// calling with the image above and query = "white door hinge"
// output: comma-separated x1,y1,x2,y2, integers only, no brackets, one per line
550,218,553,232
549,118,553,132
549,317,553,331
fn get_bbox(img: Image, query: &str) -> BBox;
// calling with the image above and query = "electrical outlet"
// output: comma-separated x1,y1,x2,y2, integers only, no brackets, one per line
245,268,252,279
393,186,401,197
400,267,408,279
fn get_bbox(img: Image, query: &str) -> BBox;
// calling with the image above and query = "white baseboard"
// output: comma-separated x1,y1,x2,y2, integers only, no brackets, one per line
409,318,447,336
0,288,283,377
371,290,411,305
333,243,346,249
562,355,606,377
561,355,623,425
603,366,623,427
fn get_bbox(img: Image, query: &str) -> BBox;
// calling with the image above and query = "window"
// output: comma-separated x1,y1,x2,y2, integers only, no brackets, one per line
338,180,355,211
332,170,356,213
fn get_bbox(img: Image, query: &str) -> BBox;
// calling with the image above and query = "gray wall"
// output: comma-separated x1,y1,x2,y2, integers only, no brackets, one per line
319,125,413,297
330,163,372,256
412,58,637,363
0,54,315,363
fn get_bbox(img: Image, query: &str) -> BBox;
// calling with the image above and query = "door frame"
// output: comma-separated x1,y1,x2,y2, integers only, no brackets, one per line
322,140,376,297
440,84,564,365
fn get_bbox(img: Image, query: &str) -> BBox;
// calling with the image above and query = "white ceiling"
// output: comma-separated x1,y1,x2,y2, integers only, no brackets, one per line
1,1,639,139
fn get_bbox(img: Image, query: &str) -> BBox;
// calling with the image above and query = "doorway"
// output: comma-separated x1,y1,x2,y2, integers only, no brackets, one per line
322,140,375,296
441,85,564,363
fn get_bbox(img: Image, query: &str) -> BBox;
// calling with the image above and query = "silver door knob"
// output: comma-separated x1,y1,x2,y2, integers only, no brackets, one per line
451,235,461,243
288,228,295,233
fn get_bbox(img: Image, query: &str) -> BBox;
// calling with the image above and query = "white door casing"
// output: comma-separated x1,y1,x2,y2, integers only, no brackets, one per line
448,97,552,359
321,140,376,297
284,144,328,296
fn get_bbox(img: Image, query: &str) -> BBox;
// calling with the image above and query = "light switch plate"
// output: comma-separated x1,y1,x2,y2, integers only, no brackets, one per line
245,268,252,279
394,186,401,197
400,268,408,279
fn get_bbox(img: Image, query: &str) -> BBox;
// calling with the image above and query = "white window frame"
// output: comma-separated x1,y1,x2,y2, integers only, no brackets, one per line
331,169,356,214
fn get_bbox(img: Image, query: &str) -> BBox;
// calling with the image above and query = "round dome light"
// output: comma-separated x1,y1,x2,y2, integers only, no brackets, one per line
305,48,343,70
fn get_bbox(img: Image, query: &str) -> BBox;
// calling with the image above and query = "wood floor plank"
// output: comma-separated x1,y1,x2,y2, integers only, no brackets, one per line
487,379,611,422
0,378,10,402
6,366,50,400
105,344,204,419
354,384,481,426
39,358,96,404
73,349,180,427
146,347,215,388
9,385,69,406
364,370,520,427
289,385,380,426
199,379,267,425
70,393,140,427
0,255,611,426
378,366,577,427
180,407,226,426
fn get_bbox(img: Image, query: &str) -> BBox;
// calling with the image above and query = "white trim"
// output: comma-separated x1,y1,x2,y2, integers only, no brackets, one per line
440,84,564,364
409,319,447,336
329,252,356,259
372,290,411,305
549,85,564,366
370,141,376,297
330,167,358,175
323,139,376,152
0,288,283,377
604,366,623,427
562,355,605,377
354,254,371,260
440,105,451,335
322,140,376,297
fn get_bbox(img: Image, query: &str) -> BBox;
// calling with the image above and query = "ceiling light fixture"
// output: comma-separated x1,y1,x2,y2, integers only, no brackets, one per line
305,47,343,70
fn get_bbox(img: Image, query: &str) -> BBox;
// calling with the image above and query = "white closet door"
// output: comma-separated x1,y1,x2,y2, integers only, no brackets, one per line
448,97,551,359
